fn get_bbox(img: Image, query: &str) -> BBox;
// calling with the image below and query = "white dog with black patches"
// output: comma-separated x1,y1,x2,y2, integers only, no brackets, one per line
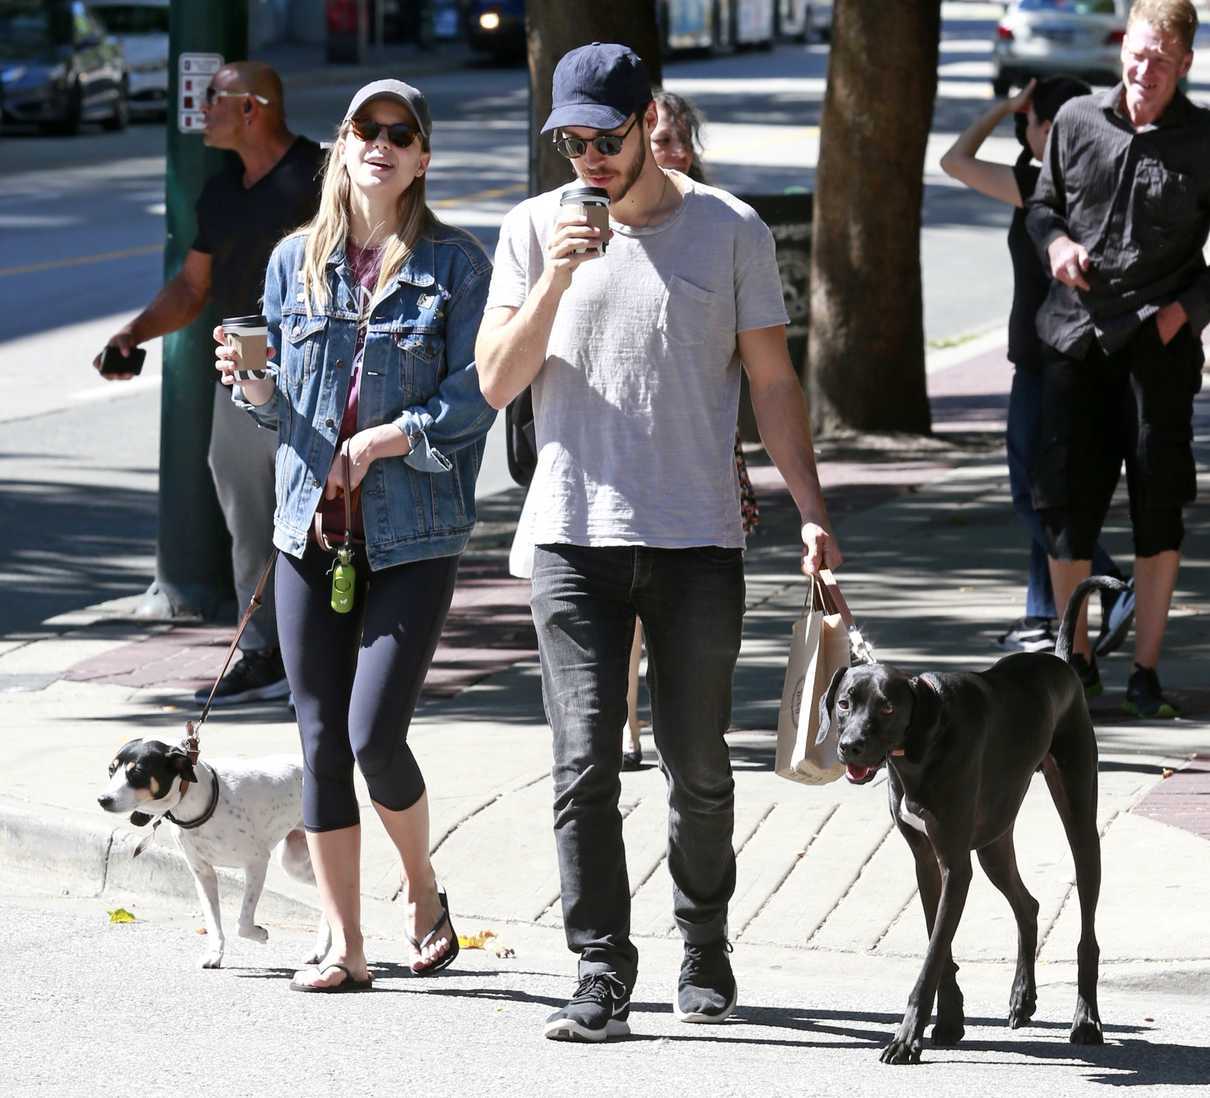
98,738,329,969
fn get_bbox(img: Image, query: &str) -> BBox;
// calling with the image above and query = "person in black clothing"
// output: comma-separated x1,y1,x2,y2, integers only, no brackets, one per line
1026,0,1207,718
940,76,1132,660
94,62,323,705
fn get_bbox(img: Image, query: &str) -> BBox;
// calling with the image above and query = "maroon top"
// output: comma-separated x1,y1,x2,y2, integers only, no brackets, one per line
318,240,381,541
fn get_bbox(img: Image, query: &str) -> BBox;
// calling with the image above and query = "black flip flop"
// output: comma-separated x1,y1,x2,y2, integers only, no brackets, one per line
289,962,373,993
407,887,460,975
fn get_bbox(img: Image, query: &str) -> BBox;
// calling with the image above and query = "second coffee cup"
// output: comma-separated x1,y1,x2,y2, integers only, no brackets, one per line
222,314,270,381
560,186,610,255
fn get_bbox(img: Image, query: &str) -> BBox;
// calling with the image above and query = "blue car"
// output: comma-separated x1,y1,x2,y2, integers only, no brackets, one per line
0,0,128,133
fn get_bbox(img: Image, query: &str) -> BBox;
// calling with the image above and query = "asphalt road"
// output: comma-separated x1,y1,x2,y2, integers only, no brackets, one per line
2,878,1207,1097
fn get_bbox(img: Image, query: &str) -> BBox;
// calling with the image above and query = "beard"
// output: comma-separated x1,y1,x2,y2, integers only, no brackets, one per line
609,133,646,204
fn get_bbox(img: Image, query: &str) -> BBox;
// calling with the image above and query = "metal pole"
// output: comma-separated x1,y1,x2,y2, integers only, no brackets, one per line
144,0,248,620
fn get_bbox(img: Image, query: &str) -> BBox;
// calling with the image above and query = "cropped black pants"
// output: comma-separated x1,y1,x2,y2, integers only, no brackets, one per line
276,542,459,832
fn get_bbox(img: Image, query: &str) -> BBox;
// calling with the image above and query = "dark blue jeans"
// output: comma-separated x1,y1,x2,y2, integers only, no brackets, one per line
1007,365,1118,618
530,543,745,990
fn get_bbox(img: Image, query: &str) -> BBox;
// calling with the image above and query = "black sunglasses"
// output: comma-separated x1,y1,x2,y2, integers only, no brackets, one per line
554,115,639,160
349,118,420,149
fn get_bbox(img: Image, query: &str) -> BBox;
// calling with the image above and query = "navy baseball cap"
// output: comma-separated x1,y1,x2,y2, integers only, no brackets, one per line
540,43,652,134
344,79,431,138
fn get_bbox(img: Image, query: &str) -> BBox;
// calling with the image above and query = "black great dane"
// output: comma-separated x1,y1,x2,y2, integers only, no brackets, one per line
827,576,1121,1064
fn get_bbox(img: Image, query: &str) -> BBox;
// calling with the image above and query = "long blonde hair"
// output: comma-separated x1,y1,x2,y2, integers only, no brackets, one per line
295,120,434,315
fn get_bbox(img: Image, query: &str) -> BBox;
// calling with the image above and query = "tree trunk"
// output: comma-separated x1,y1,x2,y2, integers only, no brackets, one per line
808,0,939,435
526,1,664,196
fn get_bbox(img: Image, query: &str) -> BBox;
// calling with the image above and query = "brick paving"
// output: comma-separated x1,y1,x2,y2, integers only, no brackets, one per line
1134,754,1210,842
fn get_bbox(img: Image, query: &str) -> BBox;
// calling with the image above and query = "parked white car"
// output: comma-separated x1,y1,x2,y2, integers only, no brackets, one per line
993,0,1128,97
90,0,166,117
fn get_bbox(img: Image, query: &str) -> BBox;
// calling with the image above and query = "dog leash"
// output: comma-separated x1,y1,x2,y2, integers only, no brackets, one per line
130,557,277,860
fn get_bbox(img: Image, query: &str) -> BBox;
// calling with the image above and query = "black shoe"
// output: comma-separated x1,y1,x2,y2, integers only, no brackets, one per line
1095,578,1136,658
621,747,643,771
1123,664,1180,720
996,617,1055,653
675,939,737,1024
544,973,630,1042
1069,653,1102,699
194,648,290,707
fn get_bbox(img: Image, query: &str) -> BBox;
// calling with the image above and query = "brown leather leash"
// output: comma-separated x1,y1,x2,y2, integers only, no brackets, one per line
313,447,354,553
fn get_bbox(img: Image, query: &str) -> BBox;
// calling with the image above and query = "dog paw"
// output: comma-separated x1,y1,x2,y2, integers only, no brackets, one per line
238,924,269,944
1070,1018,1104,1045
879,1033,923,1065
931,1017,965,1046
1009,997,1037,1029
199,951,224,970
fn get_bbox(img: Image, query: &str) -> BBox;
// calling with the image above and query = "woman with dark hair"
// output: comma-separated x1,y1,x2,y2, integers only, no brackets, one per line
941,77,1133,676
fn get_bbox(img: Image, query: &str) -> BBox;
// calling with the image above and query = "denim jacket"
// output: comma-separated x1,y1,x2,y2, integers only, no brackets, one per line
234,221,496,570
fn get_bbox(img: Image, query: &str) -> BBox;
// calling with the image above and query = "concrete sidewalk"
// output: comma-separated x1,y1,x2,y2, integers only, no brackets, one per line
1,343,1208,988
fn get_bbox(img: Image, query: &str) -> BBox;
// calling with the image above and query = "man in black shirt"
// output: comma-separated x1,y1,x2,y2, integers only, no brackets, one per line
1026,0,1206,718
94,62,324,705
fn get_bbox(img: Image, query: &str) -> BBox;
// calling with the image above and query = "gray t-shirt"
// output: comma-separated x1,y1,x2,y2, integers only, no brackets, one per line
486,173,789,549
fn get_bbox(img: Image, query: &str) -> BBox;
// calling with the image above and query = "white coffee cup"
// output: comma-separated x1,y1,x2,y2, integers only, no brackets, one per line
222,314,270,380
560,185,611,255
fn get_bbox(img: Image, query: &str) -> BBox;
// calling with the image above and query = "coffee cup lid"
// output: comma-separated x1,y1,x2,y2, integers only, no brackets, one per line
561,186,610,204
222,314,269,327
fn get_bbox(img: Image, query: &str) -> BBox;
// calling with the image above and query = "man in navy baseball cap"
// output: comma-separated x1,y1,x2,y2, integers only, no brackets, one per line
541,42,651,134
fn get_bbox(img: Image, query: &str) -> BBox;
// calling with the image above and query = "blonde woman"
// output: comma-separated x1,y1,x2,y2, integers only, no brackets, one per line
215,80,495,991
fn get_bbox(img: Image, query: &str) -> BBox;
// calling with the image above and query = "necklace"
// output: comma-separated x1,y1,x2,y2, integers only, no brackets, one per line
628,170,674,230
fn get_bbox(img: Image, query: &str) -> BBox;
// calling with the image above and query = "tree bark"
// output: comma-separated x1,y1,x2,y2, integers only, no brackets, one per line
526,1,664,196
808,0,939,435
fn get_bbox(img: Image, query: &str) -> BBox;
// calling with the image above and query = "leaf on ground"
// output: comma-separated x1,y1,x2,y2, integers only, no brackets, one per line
457,928,516,958
107,908,136,924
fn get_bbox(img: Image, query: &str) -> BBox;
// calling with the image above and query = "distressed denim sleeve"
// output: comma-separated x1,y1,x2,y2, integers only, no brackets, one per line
231,243,286,431
1025,114,1071,260
393,264,497,473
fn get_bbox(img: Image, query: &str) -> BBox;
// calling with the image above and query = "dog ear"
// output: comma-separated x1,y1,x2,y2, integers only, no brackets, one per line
824,666,848,718
129,811,153,828
905,676,942,759
167,747,199,786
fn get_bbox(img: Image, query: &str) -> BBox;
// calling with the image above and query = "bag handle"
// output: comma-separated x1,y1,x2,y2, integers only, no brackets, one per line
312,446,354,552
804,569,854,629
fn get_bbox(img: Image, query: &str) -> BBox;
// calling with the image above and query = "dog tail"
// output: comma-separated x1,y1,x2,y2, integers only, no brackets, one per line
1054,575,1130,663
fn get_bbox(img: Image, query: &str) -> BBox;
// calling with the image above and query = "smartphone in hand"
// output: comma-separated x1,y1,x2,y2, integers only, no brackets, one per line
99,344,147,376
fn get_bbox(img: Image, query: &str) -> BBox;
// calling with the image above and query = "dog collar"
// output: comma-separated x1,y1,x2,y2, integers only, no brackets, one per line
167,764,220,830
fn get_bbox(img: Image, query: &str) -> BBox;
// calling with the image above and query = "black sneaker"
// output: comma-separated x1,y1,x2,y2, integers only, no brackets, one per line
1069,653,1103,699
675,939,737,1023
1123,664,1180,720
996,617,1056,653
544,973,630,1042
194,648,290,707
1095,578,1136,658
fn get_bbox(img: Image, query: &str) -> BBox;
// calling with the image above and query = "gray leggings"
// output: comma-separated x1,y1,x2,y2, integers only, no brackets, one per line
276,543,459,832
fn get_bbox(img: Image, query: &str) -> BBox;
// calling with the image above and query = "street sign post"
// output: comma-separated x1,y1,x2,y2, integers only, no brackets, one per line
141,1,248,621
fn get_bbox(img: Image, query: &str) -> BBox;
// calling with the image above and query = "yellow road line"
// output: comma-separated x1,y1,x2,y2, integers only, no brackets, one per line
0,243,162,279
431,182,527,208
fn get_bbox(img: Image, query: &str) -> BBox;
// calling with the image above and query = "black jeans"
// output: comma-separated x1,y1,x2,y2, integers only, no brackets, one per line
530,543,746,990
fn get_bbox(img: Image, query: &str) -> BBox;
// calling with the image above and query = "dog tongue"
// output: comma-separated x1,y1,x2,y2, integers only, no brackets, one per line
845,764,874,784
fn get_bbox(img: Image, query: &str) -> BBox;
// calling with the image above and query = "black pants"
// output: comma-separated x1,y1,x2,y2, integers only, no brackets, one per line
1032,318,1199,560
530,543,745,991
276,543,459,832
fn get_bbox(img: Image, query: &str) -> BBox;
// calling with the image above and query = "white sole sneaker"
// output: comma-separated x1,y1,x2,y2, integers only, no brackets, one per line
674,984,738,1023
543,1017,630,1042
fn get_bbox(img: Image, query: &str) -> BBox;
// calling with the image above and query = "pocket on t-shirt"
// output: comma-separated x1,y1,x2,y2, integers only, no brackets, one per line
659,275,717,347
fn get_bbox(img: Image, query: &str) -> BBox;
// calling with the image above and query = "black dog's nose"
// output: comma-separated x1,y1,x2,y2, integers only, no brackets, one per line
839,739,865,761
